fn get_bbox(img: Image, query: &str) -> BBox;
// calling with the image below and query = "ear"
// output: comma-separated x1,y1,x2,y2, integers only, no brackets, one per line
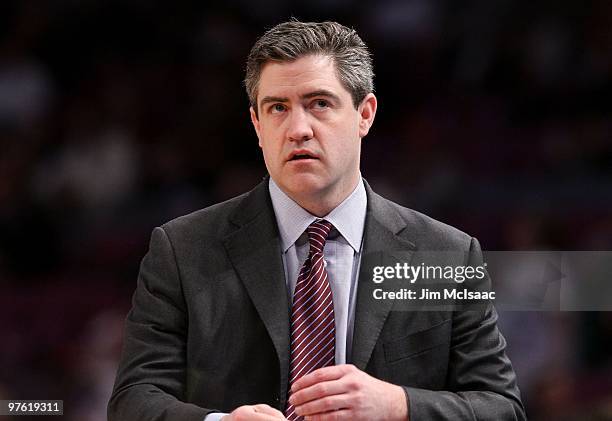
250,106,262,148
358,93,377,138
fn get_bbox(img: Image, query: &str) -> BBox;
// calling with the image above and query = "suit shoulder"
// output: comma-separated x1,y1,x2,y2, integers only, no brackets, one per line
388,200,473,250
158,191,248,241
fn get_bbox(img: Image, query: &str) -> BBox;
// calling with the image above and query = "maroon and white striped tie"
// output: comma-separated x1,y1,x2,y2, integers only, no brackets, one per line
285,219,336,421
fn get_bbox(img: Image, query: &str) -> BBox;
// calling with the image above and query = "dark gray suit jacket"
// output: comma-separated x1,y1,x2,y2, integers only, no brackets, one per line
108,178,525,420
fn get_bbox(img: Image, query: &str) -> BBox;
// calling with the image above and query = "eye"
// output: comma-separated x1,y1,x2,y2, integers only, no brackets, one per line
312,99,329,109
270,103,286,114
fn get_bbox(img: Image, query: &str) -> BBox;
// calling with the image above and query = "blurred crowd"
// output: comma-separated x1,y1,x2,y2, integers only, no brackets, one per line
0,1,611,420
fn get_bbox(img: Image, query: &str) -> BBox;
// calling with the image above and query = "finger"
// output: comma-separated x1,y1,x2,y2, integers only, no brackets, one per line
249,414,286,421
241,411,285,421
305,409,353,421
292,365,352,392
289,379,348,406
252,404,286,418
295,394,350,417
229,405,285,421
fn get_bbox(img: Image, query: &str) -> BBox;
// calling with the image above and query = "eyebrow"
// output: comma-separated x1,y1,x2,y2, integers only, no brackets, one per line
302,89,341,103
259,89,342,108
259,96,289,107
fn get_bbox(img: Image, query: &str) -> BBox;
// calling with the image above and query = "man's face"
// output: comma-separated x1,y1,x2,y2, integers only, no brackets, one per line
250,54,376,213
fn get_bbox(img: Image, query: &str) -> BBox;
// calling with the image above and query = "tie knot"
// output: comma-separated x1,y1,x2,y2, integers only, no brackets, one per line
306,219,333,254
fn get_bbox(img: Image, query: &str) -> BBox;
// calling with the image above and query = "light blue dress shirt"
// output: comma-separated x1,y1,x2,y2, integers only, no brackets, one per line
205,177,367,421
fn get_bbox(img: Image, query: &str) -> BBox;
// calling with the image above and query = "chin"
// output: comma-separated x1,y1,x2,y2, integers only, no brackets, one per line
282,175,328,199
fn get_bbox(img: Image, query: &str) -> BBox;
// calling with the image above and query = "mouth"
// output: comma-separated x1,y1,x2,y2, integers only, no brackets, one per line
288,150,319,161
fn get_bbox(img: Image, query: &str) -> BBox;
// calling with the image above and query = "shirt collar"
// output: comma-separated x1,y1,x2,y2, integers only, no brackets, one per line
269,176,367,253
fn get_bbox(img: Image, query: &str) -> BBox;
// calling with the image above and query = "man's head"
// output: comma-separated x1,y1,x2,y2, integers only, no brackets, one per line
246,20,377,216
245,20,374,115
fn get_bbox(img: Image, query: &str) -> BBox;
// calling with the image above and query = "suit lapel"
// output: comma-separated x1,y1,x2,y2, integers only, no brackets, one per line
351,183,417,370
222,179,291,407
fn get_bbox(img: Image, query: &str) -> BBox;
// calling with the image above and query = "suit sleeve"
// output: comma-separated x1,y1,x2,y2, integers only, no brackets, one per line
403,237,526,421
107,227,215,421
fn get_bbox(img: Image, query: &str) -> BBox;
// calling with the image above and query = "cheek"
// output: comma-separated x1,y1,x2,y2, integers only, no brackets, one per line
329,140,358,172
259,138,283,167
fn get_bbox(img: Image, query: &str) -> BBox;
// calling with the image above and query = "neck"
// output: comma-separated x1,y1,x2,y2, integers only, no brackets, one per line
296,199,337,218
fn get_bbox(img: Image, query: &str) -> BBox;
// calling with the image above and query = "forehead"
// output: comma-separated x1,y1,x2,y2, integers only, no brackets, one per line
257,54,348,100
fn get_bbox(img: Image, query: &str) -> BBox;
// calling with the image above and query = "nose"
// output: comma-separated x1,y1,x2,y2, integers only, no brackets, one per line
286,108,313,142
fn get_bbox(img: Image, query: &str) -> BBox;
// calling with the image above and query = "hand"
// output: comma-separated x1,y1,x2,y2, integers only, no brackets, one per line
288,364,408,421
222,404,287,421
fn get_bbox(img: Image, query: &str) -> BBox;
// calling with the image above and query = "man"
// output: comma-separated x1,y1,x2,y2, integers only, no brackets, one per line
108,20,525,421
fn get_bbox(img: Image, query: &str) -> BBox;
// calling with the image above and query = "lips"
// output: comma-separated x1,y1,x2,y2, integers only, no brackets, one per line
288,150,319,161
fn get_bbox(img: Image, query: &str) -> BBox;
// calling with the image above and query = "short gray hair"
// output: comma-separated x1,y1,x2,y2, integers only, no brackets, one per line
245,20,374,113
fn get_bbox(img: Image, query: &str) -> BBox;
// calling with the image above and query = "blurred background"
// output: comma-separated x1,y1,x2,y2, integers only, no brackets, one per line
0,0,611,419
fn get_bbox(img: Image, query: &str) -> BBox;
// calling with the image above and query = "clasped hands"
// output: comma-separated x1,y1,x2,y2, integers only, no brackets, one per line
222,364,408,421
